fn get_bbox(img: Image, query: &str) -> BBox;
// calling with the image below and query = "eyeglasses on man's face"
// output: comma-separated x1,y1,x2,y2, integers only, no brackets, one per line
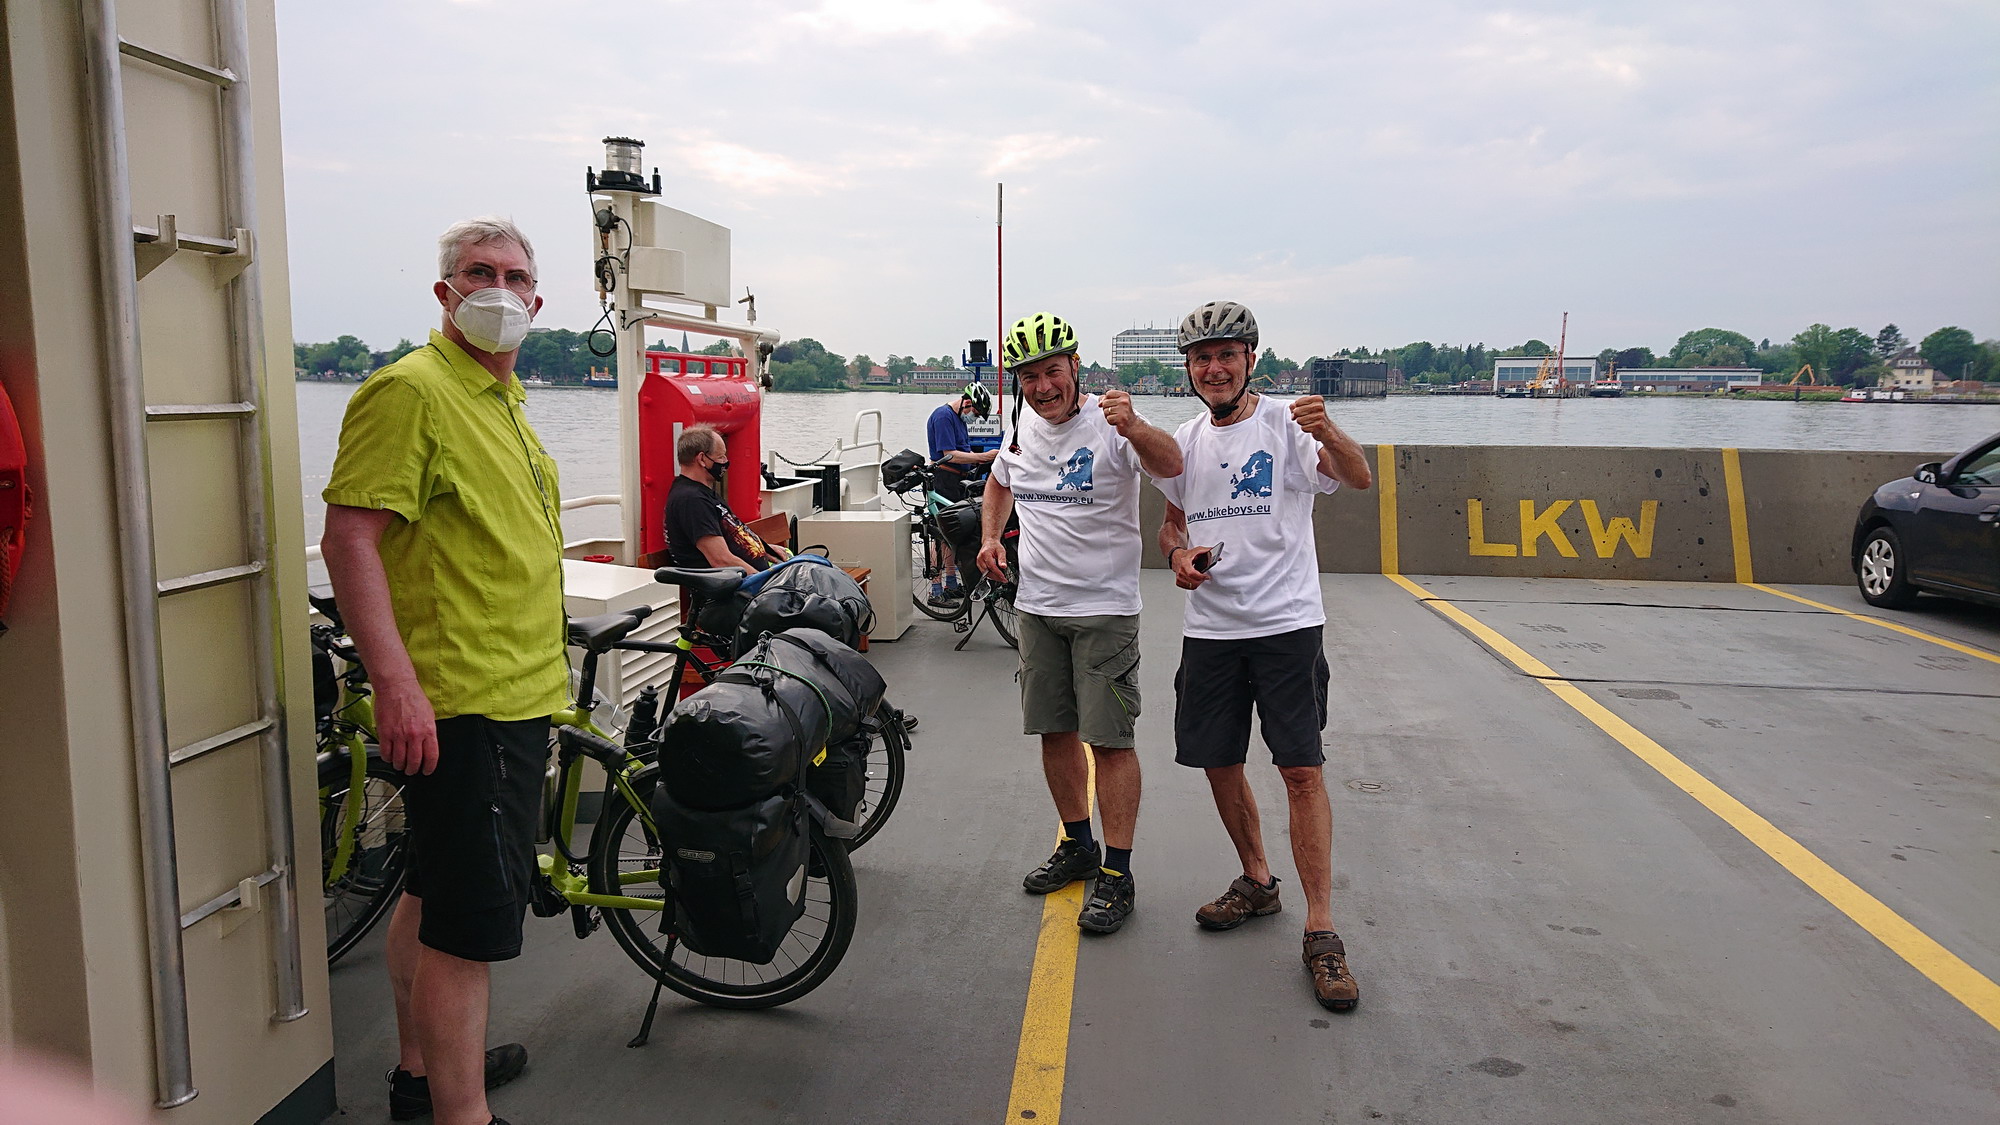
1188,346,1250,370
452,264,537,295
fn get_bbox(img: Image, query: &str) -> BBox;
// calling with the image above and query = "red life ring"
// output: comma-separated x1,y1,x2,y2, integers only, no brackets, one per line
0,380,30,624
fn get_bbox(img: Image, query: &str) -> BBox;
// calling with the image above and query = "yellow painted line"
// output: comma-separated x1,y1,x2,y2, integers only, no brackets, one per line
1004,753,1097,1123
1375,443,1400,575
1391,573,2000,1035
1005,881,1087,1123
1721,447,1755,583
1744,582,2000,667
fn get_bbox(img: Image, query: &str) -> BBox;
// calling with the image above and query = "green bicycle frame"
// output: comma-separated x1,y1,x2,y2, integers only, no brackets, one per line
320,679,668,914
322,691,376,887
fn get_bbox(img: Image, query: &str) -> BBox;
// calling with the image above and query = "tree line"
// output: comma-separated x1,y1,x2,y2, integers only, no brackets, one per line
295,328,738,384
1350,324,1996,388
300,323,1997,391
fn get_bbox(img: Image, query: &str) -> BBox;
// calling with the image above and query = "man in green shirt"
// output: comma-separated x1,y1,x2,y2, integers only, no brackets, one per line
322,217,564,1125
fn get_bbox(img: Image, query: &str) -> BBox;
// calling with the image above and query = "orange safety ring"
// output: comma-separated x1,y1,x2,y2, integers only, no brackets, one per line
0,380,31,626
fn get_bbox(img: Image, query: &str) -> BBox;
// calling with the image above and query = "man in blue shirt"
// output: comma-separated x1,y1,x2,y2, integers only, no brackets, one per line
925,383,997,502
920,384,996,603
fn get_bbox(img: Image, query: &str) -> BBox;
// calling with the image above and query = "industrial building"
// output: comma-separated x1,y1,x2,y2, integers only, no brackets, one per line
1110,326,1179,370
1616,367,1767,392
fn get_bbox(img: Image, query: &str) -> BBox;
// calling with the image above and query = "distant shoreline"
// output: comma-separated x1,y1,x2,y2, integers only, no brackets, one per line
293,375,1999,406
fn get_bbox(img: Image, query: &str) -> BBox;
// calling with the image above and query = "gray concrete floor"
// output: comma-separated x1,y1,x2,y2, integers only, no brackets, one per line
327,574,2000,1124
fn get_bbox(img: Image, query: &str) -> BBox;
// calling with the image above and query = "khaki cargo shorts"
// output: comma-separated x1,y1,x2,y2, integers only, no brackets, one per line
1017,612,1142,748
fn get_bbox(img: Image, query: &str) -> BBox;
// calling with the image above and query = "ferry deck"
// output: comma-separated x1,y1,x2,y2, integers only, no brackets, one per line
325,571,2000,1124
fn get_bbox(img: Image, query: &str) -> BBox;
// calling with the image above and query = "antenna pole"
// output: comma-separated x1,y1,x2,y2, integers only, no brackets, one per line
1556,311,1569,397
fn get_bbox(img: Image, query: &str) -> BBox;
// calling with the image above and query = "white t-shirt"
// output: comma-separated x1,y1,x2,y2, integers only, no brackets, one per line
1155,396,1340,639
990,394,1146,617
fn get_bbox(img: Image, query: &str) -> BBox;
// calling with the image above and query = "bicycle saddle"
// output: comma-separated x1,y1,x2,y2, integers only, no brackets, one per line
565,605,654,651
652,567,746,601
307,583,343,630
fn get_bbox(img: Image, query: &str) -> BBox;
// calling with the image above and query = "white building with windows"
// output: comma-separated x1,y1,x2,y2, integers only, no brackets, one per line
1615,367,1766,392
1886,347,1936,392
1111,326,1179,370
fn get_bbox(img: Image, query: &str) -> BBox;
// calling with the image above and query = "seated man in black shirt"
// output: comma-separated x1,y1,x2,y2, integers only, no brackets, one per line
663,424,784,574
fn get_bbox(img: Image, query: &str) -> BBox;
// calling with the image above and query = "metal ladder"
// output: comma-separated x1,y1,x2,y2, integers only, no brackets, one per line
78,0,305,1108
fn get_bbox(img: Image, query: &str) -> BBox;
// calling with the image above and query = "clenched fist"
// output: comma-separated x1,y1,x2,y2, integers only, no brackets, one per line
1289,394,1338,442
1100,388,1139,433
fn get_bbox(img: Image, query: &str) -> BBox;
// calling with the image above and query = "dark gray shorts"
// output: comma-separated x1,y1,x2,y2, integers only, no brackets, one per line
1173,627,1328,769
1018,613,1142,748
402,714,550,962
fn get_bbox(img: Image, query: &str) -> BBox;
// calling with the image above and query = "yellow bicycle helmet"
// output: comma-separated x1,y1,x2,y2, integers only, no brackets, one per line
1002,312,1079,369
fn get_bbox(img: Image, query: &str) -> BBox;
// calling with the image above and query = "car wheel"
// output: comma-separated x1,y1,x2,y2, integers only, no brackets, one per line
1857,526,1919,609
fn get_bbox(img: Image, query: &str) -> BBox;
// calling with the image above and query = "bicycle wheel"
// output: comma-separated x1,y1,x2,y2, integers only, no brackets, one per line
909,517,965,621
588,771,857,1009
847,702,910,851
319,751,410,964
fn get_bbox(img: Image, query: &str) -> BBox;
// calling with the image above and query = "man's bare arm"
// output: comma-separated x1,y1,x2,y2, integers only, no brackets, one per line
695,534,758,575
321,505,439,775
1157,500,1189,559
1123,419,1183,480
1290,395,1372,490
1157,499,1213,589
976,476,1015,580
1314,428,1371,489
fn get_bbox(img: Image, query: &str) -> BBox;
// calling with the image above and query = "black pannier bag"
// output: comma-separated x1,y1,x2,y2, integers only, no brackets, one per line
881,448,924,493
937,496,1019,589
650,788,808,963
312,643,338,722
656,628,888,810
807,733,870,825
733,558,875,654
692,591,746,647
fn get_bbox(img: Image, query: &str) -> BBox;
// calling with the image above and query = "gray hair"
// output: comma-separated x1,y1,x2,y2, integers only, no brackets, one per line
677,424,724,466
438,216,536,279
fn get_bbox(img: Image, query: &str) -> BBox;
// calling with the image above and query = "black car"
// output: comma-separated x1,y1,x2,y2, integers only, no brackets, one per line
1851,431,2000,608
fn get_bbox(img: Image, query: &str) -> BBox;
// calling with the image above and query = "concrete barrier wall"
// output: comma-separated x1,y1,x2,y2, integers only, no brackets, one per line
1140,445,1954,586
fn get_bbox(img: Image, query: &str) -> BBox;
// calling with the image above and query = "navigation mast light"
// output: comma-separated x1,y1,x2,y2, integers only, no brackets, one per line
587,135,661,195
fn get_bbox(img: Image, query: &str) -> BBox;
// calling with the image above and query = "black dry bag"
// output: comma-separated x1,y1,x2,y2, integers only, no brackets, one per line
656,628,887,810
734,557,874,654
881,448,925,493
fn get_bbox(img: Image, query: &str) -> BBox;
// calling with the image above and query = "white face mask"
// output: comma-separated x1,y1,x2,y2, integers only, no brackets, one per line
445,279,533,353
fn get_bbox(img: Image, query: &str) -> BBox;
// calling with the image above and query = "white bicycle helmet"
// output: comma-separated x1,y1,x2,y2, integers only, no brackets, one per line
1176,301,1259,354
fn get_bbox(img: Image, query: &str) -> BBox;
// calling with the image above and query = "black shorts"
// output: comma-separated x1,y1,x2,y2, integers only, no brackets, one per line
1173,627,1328,769
401,714,550,962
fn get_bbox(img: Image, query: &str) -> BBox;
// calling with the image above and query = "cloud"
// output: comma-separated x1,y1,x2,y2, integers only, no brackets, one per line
788,0,1021,47
659,132,832,195
1085,254,1424,308
983,132,1101,176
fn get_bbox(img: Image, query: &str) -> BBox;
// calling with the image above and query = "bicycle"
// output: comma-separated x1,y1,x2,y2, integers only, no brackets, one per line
312,572,906,1012
889,460,1020,649
312,590,410,965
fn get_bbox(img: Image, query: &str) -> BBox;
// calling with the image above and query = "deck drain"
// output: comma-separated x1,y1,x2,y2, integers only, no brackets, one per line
1346,778,1387,793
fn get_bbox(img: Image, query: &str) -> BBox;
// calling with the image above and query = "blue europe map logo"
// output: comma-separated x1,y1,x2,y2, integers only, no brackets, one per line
1230,450,1274,499
1057,446,1095,492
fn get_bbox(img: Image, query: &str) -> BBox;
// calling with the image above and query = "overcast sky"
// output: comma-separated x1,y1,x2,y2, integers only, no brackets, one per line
276,0,1998,363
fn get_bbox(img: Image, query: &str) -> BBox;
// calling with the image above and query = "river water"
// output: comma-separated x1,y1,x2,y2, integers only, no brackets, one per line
295,383,1996,545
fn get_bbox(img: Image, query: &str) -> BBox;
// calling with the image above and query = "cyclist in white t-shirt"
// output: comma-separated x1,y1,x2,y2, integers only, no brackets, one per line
1153,301,1372,1011
977,311,1183,935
